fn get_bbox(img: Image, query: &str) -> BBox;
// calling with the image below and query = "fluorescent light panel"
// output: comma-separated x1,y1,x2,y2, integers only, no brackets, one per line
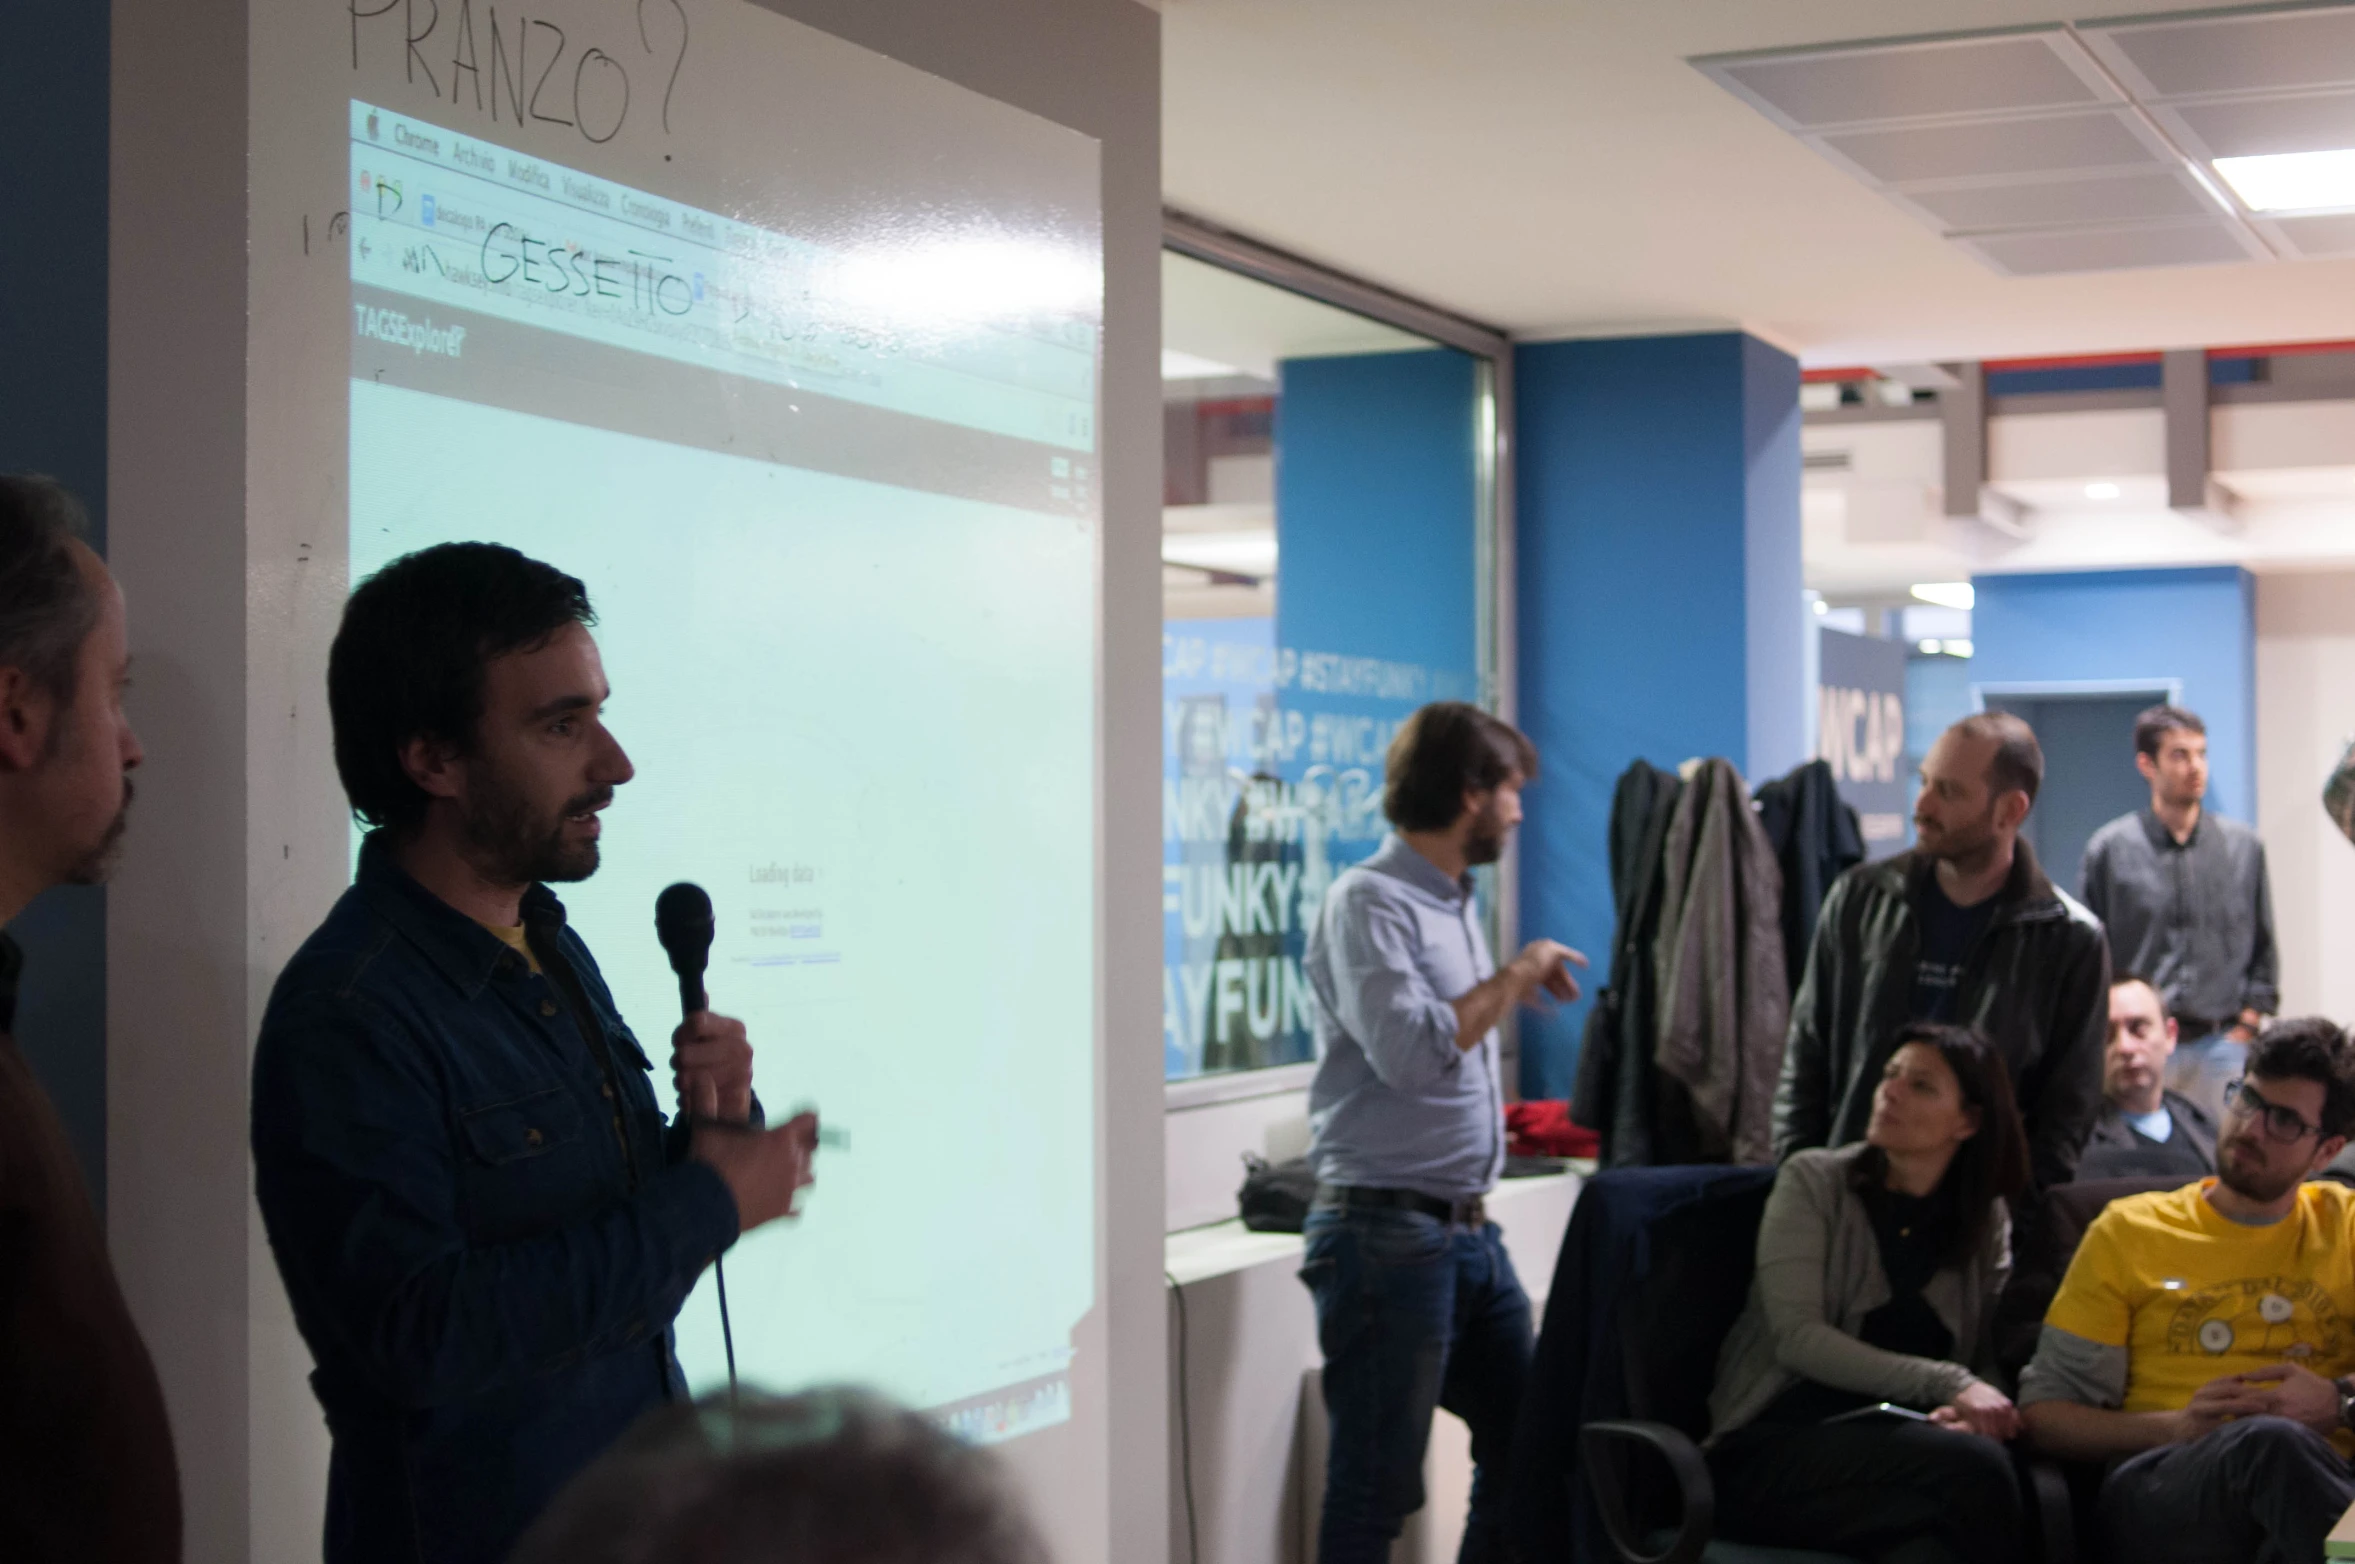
2214,148,2355,213
1910,581,1975,610
1161,348,1242,380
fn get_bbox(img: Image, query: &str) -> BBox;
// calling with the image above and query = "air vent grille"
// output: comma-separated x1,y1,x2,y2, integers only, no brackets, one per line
1695,4,2355,275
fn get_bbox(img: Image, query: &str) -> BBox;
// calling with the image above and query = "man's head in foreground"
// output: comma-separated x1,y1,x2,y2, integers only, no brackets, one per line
507,1388,1048,1564
0,475,142,911
2104,975,2179,1118
2212,1018,2355,1204
1913,711,2041,872
328,542,632,888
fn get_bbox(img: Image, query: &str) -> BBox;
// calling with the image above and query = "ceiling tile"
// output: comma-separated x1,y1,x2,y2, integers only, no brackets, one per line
2165,91,2355,159
1713,33,2103,129
1962,221,2255,276
1902,170,2217,230
1820,111,2162,184
2087,6,2355,99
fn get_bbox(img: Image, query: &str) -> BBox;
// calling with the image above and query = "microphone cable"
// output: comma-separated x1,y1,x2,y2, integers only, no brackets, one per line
717,1251,739,1408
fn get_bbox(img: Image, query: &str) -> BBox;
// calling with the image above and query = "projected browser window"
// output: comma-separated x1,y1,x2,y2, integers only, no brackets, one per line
348,100,1098,1442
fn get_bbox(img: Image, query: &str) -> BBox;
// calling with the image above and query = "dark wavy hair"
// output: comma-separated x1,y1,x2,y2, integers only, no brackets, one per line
2133,703,2204,760
1381,702,1537,832
1851,1022,2030,1268
327,543,594,832
2248,1017,2355,1140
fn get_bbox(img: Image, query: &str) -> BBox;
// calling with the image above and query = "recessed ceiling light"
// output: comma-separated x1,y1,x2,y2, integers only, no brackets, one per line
1812,598,1829,615
2214,149,2355,214
1910,581,1974,611
2085,481,2122,500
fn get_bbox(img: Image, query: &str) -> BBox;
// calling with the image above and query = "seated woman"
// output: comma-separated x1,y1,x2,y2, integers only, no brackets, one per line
1706,1023,2031,1564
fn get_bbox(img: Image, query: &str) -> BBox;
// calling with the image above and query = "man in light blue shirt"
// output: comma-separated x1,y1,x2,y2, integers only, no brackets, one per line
1299,701,1585,1564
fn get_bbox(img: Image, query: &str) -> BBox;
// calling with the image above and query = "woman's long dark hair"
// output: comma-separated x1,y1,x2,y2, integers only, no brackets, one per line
1850,1022,2031,1269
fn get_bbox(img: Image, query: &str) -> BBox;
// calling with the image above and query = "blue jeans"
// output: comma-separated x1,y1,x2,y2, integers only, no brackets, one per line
1299,1204,1533,1564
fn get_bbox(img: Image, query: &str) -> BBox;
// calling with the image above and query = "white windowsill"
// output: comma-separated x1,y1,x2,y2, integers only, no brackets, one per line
1163,1060,1319,1112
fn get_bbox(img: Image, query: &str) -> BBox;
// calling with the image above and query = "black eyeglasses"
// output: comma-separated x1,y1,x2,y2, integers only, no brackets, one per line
2224,1079,2325,1144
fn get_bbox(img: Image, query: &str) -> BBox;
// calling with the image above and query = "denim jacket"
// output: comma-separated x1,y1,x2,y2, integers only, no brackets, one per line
251,838,740,1564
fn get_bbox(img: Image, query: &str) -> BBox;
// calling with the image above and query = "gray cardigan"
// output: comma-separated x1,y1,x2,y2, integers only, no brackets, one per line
1707,1144,2011,1441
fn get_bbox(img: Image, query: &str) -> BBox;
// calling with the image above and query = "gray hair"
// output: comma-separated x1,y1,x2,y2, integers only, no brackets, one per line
0,476,100,711
507,1388,1050,1564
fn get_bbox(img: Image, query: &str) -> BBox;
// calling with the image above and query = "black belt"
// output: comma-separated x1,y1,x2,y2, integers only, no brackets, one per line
1313,1182,1487,1228
2175,1016,2232,1040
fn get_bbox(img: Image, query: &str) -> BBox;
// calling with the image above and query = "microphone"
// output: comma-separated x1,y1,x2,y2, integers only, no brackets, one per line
655,879,736,1403
655,881,715,1018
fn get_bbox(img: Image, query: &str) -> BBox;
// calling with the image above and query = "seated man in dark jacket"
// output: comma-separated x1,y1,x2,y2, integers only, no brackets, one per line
2077,973,2217,1182
1773,712,2109,1196
251,544,822,1564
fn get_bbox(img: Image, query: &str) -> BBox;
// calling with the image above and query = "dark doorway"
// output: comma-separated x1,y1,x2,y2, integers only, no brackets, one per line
1977,686,2174,901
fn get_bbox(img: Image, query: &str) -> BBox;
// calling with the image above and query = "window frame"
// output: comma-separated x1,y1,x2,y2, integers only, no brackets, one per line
1158,210,1519,1109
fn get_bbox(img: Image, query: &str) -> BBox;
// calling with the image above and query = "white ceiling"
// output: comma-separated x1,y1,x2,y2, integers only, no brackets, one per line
1161,0,2355,364
1161,250,1432,379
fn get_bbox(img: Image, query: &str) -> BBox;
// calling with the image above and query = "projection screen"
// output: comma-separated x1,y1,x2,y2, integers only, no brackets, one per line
337,1,1100,1444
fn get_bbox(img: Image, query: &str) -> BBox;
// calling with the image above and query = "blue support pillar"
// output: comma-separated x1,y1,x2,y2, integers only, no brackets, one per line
2,2,112,1199
1513,332,1804,1099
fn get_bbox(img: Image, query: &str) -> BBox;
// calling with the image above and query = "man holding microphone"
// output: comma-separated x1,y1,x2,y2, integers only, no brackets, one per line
251,543,819,1564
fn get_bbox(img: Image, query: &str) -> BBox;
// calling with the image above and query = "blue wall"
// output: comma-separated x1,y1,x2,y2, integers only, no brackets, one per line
1970,567,2256,823
1276,348,1480,677
2,2,111,1201
1514,332,1804,1098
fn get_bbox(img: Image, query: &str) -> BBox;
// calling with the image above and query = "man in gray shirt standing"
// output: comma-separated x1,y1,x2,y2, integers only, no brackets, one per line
2081,705,2277,1124
1300,701,1584,1564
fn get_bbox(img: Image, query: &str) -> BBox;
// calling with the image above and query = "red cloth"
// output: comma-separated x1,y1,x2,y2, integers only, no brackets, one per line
1506,1099,1600,1159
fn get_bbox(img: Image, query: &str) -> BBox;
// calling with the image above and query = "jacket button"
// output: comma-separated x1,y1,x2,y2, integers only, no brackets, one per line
540,1000,558,1017
602,1082,615,1099
525,1127,544,1147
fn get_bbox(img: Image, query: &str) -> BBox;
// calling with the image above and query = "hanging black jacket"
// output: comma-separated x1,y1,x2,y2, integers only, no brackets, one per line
1772,839,2110,1195
1754,758,1865,994
1569,762,1682,1165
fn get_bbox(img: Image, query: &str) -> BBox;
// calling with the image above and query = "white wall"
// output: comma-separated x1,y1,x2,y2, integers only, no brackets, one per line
2255,572,2355,1026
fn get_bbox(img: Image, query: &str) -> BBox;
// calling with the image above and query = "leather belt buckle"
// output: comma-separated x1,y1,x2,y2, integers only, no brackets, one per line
1457,1195,1486,1229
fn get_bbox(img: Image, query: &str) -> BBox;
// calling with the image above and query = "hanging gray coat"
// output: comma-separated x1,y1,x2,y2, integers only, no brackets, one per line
1651,759,1790,1164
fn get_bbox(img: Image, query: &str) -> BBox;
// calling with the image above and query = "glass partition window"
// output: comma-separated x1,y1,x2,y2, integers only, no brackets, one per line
1161,251,1491,1082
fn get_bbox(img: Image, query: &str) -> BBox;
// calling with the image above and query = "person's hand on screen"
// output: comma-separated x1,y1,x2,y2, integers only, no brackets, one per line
673,1011,755,1124
692,1112,819,1231
1511,940,1588,1006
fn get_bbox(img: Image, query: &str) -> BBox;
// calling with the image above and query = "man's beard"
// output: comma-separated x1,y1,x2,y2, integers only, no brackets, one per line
1919,803,1999,867
2217,1135,2305,1205
63,778,133,887
459,763,611,887
1464,802,1509,866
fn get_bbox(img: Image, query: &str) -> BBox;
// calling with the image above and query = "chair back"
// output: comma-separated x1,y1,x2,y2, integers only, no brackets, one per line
1507,1163,1777,1564
1616,1174,1777,1440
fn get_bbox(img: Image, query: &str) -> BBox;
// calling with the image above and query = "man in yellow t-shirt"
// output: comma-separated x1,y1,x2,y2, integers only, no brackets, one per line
2021,1018,2355,1563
